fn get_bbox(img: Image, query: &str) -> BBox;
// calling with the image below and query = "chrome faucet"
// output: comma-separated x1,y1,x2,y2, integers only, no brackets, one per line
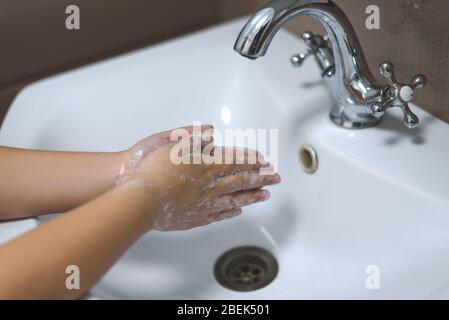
234,0,427,129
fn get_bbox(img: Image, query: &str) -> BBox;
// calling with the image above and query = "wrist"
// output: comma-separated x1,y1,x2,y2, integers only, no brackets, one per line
115,146,146,185
114,180,157,233
104,150,129,183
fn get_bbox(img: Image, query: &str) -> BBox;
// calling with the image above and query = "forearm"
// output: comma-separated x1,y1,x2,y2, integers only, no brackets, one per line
0,183,152,299
0,146,125,219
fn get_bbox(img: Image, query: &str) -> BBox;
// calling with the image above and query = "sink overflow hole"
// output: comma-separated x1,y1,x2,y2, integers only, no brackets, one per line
299,145,318,174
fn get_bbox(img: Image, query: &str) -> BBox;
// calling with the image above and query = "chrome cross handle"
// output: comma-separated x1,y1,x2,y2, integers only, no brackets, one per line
370,61,427,129
290,32,320,66
290,32,335,77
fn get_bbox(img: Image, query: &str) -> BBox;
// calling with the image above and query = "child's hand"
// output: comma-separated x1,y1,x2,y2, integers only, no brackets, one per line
118,134,280,231
117,125,213,183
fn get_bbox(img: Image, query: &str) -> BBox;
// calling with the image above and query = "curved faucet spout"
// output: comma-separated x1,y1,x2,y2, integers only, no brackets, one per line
235,0,327,58
234,0,377,89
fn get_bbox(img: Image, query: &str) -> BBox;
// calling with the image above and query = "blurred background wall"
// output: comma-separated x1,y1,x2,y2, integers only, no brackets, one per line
0,0,447,123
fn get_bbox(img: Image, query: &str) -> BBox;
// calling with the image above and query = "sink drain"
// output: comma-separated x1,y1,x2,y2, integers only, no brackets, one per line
214,246,278,292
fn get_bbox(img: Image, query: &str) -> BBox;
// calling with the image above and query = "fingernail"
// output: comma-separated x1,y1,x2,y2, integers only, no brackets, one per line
257,190,271,200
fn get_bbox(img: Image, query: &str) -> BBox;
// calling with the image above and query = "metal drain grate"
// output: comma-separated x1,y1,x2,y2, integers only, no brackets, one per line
214,246,278,292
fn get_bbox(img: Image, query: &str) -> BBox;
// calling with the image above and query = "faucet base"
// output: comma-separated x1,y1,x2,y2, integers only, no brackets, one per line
329,105,382,129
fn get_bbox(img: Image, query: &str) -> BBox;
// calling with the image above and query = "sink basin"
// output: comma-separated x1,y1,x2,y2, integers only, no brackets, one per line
1,18,449,300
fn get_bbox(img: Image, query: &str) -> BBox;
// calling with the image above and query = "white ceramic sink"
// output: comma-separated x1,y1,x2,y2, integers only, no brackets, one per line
1,19,449,299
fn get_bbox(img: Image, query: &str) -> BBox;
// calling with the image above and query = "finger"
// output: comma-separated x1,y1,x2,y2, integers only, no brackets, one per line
164,124,214,138
133,125,213,159
209,147,269,176
209,189,270,211
149,124,214,146
218,147,265,164
184,136,215,156
172,126,214,153
211,172,281,196
206,208,243,223
175,208,242,230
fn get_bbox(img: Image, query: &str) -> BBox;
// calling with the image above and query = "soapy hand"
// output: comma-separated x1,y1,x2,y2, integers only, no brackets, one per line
117,125,212,183
118,126,281,231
